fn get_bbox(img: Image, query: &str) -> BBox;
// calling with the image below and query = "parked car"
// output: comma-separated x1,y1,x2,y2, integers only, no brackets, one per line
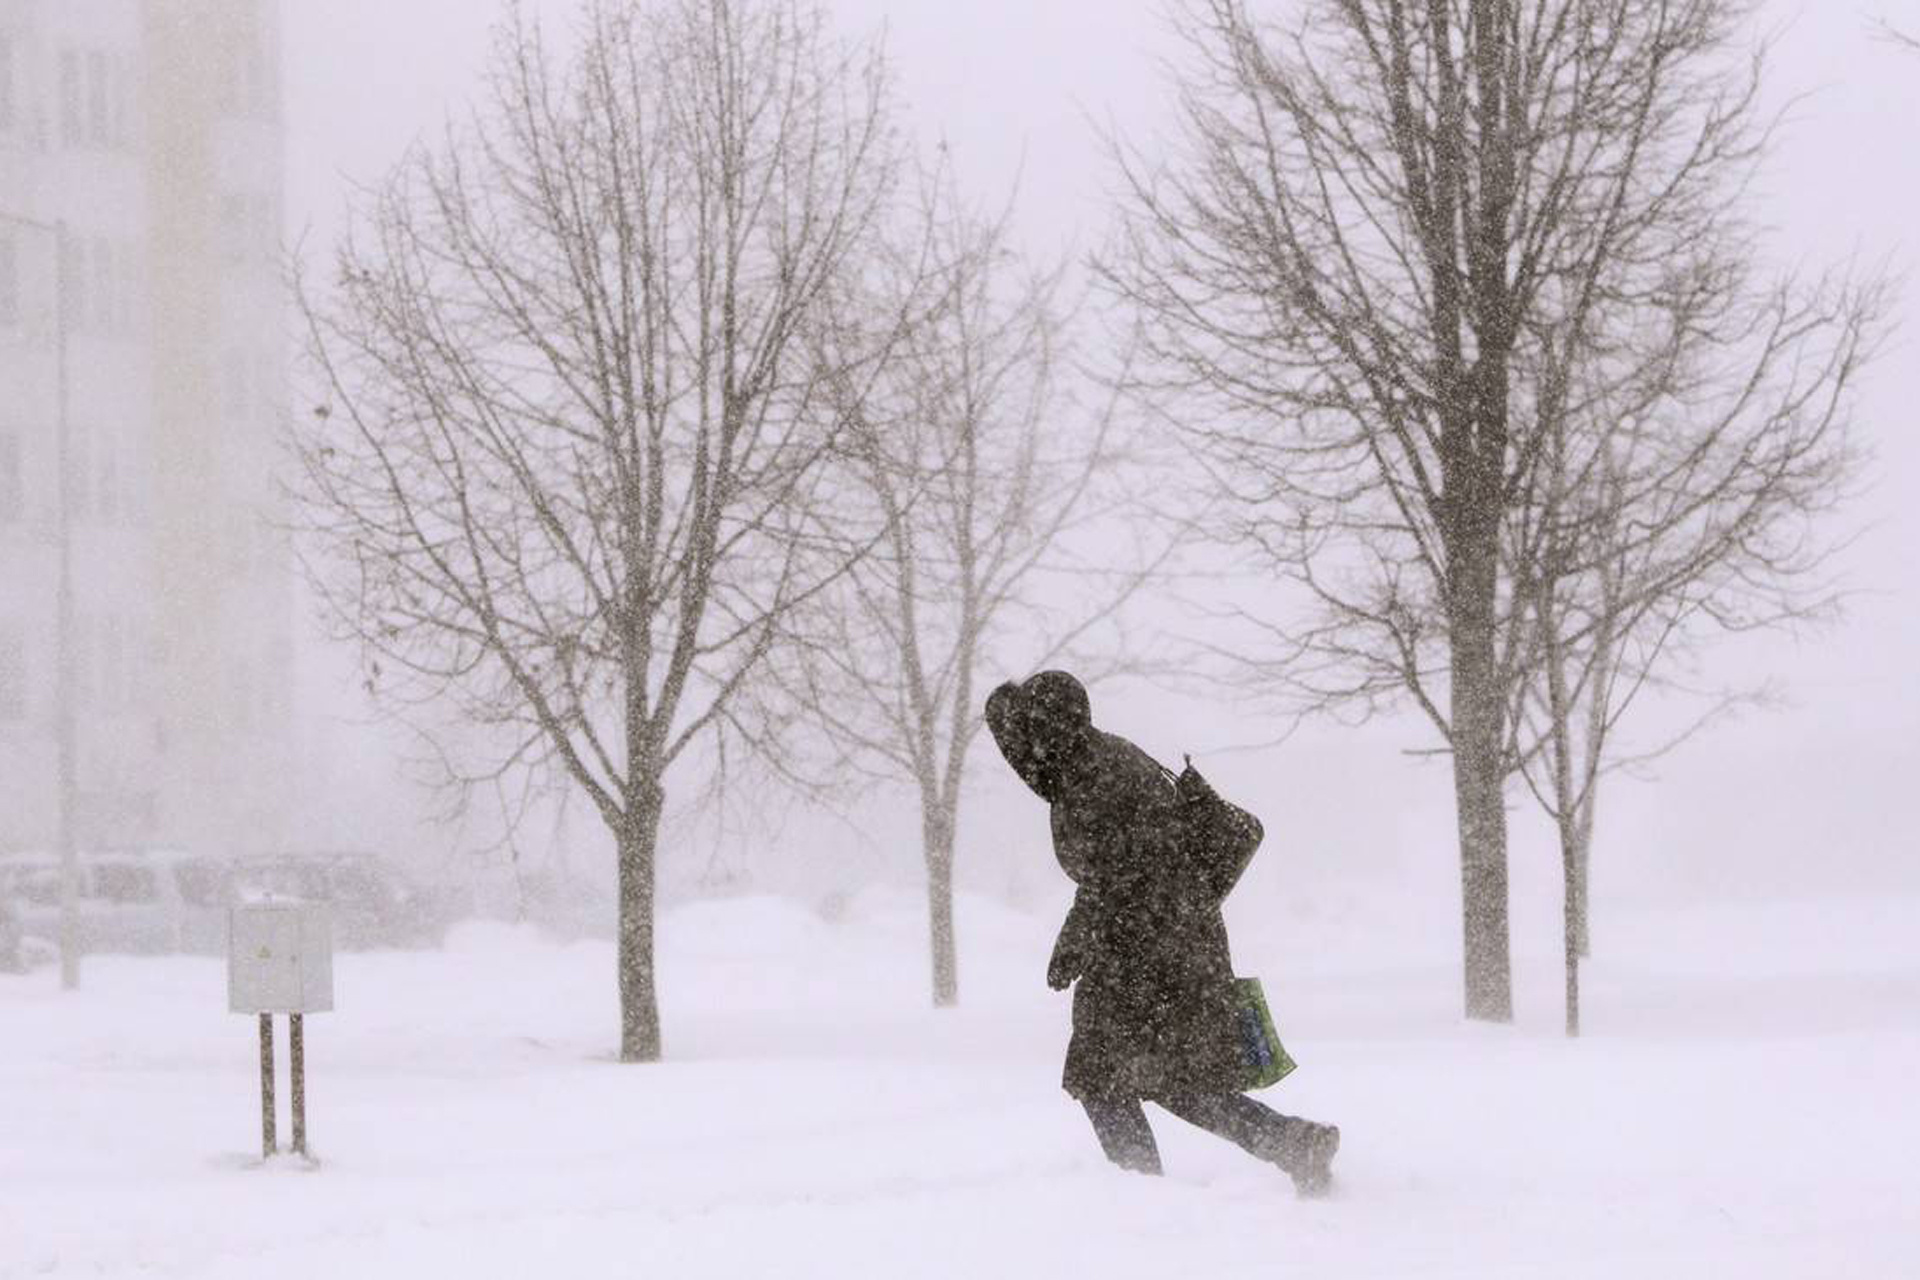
229,852,449,950
0,893,24,973
0,848,456,956
0,848,230,955
80,849,190,953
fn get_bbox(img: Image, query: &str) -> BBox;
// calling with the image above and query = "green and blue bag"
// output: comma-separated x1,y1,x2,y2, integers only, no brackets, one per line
1233,976,1297,1090
1158,754,1295,1090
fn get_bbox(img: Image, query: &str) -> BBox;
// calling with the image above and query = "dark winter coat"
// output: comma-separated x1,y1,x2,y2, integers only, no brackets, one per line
985,672,1252,1102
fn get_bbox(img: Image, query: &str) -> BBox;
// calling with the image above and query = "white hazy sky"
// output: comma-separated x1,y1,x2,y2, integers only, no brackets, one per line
280,2,1920,913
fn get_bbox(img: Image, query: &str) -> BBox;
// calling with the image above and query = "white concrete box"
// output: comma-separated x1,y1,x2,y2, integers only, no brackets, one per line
228,903,334,1014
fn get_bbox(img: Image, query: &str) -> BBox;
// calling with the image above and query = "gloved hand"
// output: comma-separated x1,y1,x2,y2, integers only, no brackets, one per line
1046,929,1082,991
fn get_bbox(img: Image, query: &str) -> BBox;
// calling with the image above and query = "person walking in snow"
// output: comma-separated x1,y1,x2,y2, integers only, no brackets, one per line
984,669,1340,1195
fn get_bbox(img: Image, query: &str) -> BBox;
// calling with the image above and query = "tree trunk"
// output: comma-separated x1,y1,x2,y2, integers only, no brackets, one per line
1574,455,1624,963
1447,529,1514,1023
1572,608,1612,962
615,797,664,1062
1561,815,1581,1038
927,851,957,1008
1572,795,1595,959
925,806,958,1008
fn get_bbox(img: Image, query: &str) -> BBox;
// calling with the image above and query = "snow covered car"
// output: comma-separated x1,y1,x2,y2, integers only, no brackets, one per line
0,848,232,956
0,852,73,953
0,893,24,972
228,852,449,950
80,852,187,952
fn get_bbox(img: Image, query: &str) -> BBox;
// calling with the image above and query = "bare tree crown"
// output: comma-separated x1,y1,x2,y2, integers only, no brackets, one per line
290,0,912,1060
295,0,901,825
1098,0,1887,1022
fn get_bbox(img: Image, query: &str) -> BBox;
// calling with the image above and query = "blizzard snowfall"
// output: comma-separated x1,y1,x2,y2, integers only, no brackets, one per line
3,887,1916,1279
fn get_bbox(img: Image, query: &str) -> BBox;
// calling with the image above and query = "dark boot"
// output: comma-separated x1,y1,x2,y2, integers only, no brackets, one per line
1290,1121,1340,1198
1155,1092,1335,1195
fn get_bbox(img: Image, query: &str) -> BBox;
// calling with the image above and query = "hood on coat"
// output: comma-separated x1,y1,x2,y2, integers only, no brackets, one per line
1023,670,1090,742
1002,670,1091,803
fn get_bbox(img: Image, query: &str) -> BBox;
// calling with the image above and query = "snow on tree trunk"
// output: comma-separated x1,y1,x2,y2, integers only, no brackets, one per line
1561,815,1582,1038
927,836,957,1009
1448,516,1514,1023
617,801,663,1063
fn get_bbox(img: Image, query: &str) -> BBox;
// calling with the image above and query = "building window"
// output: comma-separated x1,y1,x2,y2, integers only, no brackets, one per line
95,425,118,524
217,30,278,121
59,236,85,332
114,53,132,144
0,431,19,523
0,625,23,721
221,192,281,268
232,658,249,729
117,242,129,333
102,613,123,711
0,237,16,325
92,238,112,333
73,613,137,714
64,424,132,526
216,39,236,113
247,38,270,116
54,237,140,337
56,47,127,149
0,34,15,132
221,194,246,266
88,238,133,336
73,614,90,710
124,437,148,526
255,346,279,407
131,616,149,710
68,420,87,521
252,193,277,261
261,37,280,122
59,50,81,146
104,238,139,334
86,50,108,145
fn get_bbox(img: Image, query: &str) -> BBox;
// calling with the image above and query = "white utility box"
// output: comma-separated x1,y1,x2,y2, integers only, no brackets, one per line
228,902,334,1015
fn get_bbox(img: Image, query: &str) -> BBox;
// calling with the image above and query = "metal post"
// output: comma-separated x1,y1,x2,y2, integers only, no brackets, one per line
289,1013,306,1156
53,218,79,991
258,1012,276,1158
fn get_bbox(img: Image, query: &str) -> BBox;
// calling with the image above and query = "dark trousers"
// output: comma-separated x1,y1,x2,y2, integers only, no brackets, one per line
1083,1092,1317,1176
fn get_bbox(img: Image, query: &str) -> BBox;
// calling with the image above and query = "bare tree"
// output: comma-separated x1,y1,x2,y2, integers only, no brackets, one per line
789,168,1161,1006
289,0,903,1062
1098,0,1876,1020
1516,265,1884,1036
1872,17,1919,50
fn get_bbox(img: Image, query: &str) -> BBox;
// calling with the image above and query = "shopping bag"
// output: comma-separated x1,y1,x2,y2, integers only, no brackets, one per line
1158,755,1265,901
1233,976,1297,1090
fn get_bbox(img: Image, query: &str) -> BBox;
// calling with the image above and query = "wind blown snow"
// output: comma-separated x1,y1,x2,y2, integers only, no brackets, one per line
2,889,1916,1278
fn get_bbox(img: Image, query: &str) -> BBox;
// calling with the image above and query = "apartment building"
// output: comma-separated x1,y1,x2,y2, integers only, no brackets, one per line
0,0,292,857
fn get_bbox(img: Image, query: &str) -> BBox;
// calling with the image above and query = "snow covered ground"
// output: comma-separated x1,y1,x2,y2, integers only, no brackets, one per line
3,887,1917,1279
